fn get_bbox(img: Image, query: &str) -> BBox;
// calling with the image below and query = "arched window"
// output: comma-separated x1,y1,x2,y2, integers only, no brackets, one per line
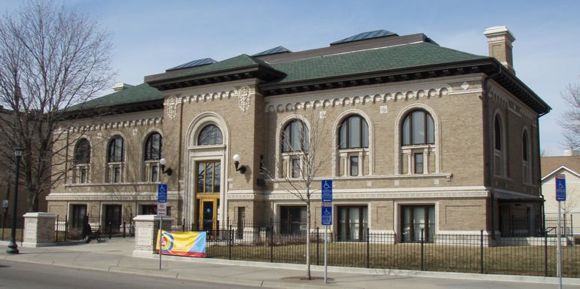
144,133,162,182
144,133,162,161
74,138,91,164
495,116,502,151
493,115,505,177
522,130,531,183
338,115,369,149
522,131,529,162
73,138,90,183
107,136,124,183
282,119,309,152
337,114,369,177
402,110,434,146
108,136,124,162
398,108,438,175
198,124,223,145
279,119,309,178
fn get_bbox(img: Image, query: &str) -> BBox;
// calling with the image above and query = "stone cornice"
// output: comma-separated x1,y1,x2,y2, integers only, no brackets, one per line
263,76,484,113
58,117,163,134
265,86,450,113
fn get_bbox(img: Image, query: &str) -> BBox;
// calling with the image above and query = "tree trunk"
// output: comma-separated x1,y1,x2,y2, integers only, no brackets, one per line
306,198,311,280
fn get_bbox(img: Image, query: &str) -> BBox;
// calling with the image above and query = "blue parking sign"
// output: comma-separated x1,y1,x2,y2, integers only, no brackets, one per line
556,174,566,201
321,205,332,225
157,183,168,203
321,179,333,202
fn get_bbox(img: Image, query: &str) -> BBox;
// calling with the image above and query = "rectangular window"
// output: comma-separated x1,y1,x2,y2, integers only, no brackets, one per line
236,207,245,239
291,158,300,178
349,155,359,176
280,206,307,235
71,204,87,229
112,166,121,183
401,205,435,242
79,167,87,183
412,112,425,144
337,206,368,241
205,162,214,193
414,153,424,174
197,161,221,193
348,116,361,148
150,164,159,182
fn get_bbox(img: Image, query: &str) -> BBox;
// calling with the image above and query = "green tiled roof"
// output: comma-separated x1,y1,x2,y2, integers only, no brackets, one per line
68,83,161,111
79,42,487,110
147,54,275,83
270,42,487,84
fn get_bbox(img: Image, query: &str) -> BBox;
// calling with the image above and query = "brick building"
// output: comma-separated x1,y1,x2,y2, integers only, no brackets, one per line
47,26,550,241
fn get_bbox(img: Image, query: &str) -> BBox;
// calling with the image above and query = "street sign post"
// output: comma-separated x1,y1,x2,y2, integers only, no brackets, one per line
555,174,566,289
321,179,333,284
157,183,168,270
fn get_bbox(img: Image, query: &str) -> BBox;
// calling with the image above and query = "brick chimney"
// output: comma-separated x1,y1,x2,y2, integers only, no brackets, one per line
484,26,515,74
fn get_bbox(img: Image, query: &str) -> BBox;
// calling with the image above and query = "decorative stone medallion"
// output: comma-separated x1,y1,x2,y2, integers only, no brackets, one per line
237,86,252,112
165,96,177,120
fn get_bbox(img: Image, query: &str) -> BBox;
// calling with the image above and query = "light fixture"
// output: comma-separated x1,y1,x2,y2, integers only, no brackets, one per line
232,154,247,174
7,147,23,254
159,158,172,176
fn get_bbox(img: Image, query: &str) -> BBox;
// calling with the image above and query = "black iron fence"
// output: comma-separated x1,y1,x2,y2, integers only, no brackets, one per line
53,215,135,242
545,213,576,236
197,224,579,278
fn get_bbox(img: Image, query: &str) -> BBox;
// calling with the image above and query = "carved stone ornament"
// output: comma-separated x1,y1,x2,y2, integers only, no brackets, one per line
165,96,177,120
237,86,252,112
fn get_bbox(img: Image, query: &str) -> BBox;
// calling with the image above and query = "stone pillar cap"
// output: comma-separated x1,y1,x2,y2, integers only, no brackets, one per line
133,214,173,221
23,212,57,218
484,26,515,41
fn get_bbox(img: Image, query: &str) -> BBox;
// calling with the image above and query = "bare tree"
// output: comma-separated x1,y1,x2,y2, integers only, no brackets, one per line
0,1,113,211
262,111,331,280
561,80,580,150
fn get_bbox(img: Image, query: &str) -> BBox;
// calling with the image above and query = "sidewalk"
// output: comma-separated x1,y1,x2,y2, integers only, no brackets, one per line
1,238,580,289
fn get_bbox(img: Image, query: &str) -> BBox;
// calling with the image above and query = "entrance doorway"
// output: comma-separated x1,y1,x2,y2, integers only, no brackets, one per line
103,204,122,234
196,160,221,231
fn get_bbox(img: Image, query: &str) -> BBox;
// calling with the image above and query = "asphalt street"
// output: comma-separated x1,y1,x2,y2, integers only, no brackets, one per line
0,260,264,289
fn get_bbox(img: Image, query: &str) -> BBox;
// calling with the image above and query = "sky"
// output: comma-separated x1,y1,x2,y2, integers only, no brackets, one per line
2,0,579,155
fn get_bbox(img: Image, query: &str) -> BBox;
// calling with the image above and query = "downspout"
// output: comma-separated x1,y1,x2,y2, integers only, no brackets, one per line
536,115,546,234
64,128,70,184
482,62,502,239
177,98,184,228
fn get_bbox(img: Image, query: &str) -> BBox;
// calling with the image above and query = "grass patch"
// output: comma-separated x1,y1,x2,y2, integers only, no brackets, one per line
207,242,580,277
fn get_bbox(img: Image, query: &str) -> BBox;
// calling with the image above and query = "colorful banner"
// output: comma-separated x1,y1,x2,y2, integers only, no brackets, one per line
156,230,207,257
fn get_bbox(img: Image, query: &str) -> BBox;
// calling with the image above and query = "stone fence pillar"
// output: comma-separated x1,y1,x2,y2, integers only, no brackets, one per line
132,215,173,257
22,212,57,247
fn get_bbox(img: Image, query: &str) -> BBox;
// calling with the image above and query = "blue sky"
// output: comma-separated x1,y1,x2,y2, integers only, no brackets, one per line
3,0,579,155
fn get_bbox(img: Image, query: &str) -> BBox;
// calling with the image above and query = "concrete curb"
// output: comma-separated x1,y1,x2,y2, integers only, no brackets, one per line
3,245,580,288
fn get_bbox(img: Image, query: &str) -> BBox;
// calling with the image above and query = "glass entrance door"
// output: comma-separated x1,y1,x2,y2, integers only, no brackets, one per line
195,160,221,231
202,201,214,231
